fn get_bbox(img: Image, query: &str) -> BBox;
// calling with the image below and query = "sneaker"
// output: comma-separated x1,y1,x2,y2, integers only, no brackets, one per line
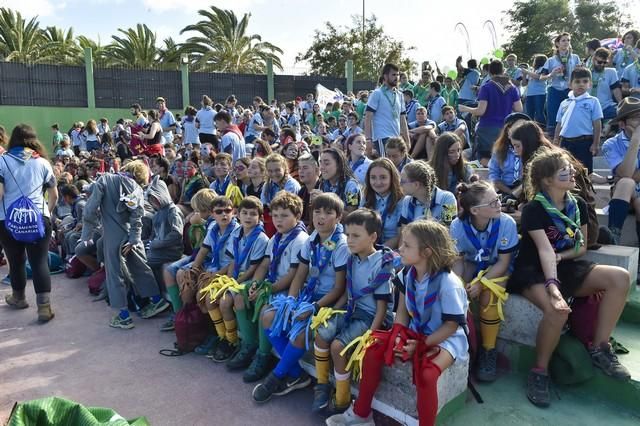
109,313,134,329
311,383,331,412
227,345,257,371
195,335,220,355
212,340,238,363
476,348,498,382
526,369,550,408
160,315,175,332
590,342,631,381
5,294,29,309
1,275,11,286
326,397,352,416
274,371,312,396
37,303,55,322
243,352,273,383
325,403,374,426
140,298,170,319
252,372,287,404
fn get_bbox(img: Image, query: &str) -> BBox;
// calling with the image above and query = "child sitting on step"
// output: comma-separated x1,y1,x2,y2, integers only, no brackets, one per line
507,148,630,408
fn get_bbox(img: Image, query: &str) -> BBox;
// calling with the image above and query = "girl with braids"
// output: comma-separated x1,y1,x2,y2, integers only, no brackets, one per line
319,148,361,216
399,160,457,228
361,158,404,248
508,148,630,408
261,153,301,236
430,132,474,195
327,220,468,426
450,181,518,382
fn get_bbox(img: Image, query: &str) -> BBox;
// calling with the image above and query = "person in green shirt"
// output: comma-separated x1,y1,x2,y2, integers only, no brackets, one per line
355,92,368,126
413,79,430,106
441,77,459,109
399,72,414,92
51,123,64,152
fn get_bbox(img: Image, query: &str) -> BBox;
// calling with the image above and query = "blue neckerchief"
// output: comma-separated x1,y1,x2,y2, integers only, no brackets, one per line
232,223,265,279
462,217,500,274
209,218,237,270
268,221,307,282
300,224,344,301
407,196,428,222
509,145,521,183
213,175,231,195
345,247,395,320
267,179,285,204
376,194,391,243
398,156,410,172
321,178,343,199
350,156,366,174
405,267,444,334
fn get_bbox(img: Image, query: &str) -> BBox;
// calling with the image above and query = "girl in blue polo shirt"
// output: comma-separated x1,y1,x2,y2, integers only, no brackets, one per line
538,33,582,132
261,153,301,236
346,134,372,185
361,158,404,248
319,148,361,216
450,181,518,382
431,132,474,195
488,121,523,196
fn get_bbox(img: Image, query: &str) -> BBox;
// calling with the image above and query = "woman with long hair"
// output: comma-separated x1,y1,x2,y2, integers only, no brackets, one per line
430,132,474,194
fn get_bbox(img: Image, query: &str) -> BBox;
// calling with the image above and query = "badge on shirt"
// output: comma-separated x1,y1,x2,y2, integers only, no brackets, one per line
310,266,320,278
501,237,509,246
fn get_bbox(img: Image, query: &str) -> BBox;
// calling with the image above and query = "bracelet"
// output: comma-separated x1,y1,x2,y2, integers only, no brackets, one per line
544,278,561,288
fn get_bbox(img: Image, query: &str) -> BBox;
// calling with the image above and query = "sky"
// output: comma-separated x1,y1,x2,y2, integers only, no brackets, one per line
2,0,640,76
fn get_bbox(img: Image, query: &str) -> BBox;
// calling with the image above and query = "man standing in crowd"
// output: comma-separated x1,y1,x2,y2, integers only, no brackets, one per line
156,97,177,144
364,63,410,157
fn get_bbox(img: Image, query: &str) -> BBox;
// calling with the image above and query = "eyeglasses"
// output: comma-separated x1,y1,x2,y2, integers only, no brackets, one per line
214,208,233,215
474,197,501,209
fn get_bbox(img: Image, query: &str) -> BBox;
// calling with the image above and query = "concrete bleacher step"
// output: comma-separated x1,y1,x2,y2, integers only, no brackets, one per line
593,184,612,209
583,244,639,285
594,156,609,170
299,348,469,425
596,208,639,247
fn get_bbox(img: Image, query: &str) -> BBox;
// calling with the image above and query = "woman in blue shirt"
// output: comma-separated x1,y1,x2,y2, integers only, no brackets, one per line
522,55,548,127
488,113,528,196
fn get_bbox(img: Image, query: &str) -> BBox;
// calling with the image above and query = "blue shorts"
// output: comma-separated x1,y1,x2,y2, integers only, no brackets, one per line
315,312,371,346
165,256,193,278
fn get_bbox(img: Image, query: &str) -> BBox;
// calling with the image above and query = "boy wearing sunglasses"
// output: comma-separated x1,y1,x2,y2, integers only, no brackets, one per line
590,48,623,120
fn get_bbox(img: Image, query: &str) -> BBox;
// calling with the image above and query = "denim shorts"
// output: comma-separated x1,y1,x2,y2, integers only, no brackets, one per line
315,313,371,346
165,256,193,278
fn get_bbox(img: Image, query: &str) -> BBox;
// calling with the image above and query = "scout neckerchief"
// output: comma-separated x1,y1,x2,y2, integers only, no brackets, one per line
345,247,395,321
267,177,286,204
268,221,307,282
381,85,399,120
397,156,411,173
506,67,519,80
590,68,604,96
213,174,231,196
321,178,346,204
534,192,583,252
209,218,237,270
462,217,501,274
376,194,391,243
405,266,445,335
427,96,443,118
350,156,366,174
509,145,521,182
300,224,344,301
232,223,265,279
406,196,431,222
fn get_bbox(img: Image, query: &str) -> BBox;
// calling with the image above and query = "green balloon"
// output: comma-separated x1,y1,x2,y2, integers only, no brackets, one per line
480,57,489,65
493,48,504,59
447,70,458,79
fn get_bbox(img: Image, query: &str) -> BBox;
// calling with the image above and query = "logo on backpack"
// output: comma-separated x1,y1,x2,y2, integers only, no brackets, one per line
5,197,45,243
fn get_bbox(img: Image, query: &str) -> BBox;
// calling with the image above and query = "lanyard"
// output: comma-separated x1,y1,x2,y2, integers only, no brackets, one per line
381,86,399,119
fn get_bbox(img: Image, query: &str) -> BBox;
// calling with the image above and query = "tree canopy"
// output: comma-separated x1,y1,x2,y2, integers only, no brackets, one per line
296,15,416,81
502,0,631,61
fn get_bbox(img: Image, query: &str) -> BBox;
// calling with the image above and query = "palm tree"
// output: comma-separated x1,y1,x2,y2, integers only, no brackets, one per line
106,23,159,67
41,26,82,64
158,37,181,69
0,8,44,62
180,6,283,73
77,35,109,64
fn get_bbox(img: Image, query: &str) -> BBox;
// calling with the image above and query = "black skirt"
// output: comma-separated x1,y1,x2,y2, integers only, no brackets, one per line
507,259,596,298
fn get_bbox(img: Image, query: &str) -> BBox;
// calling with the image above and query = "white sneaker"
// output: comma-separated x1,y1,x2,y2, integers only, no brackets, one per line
325,403,374,426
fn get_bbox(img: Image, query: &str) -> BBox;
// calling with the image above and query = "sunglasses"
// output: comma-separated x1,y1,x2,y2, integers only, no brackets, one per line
214,208,233,215
474,197,501,209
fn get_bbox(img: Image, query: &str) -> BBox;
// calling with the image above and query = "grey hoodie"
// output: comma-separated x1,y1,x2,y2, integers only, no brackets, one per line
146,176,184,258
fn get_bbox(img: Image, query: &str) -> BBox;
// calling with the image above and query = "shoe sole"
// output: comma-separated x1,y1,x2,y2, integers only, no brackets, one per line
109,322,135,330
141,302,171,319
274,376,312,396
325,416,374,426
311,400,329,413
38,313,55,323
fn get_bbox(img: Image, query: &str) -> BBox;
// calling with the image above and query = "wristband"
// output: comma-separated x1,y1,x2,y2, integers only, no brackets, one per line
544,278,561,288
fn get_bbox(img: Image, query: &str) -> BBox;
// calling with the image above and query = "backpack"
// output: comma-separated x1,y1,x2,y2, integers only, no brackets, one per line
2,157,46,243
174,303,211,353
87,267,106,295
65,255,87,279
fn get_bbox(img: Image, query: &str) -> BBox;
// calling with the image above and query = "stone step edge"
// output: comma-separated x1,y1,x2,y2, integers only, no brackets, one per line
496,338,640,414
298,359,467,426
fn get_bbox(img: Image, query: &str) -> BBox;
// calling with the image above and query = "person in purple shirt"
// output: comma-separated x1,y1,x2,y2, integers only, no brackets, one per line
459,60,523,166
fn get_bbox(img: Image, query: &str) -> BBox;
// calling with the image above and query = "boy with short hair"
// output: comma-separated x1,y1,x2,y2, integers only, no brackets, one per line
441,77,459,110
231,192,309,382
215,110,247,162
437,106,470,150
209,153,243,207
403,89,420,124
205,196,269,362
427,82,447,124
297,154,322,229
312,208,395,413
408,107,437,159
252,193,349,403
554,68,603,173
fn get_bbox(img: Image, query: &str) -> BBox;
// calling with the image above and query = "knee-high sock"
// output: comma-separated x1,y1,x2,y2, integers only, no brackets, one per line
273,343,304,379
224,319,238,345
415,359,442,426
608,199,630,238
258,327,273,355
236,307,258,348
480,303,501,350
335,370,352,408
266,328,289,357
314,344,331,384
208,308,226,340
353,336,388,418
167,285,182,313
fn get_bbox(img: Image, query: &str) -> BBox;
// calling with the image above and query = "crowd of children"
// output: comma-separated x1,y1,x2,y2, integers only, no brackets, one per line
4,31,640,425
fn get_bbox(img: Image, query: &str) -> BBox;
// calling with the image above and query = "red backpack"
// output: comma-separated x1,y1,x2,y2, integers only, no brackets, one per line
65,256,87,279
173,304,212,353
87,267,106,295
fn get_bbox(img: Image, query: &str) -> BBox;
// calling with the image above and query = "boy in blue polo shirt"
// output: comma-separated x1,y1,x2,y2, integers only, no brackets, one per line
252,193,349,404
437,106,470,149
457,58,481,106
591,48,623,120
554,68,603,173
427,82,447,124
602,97,640,244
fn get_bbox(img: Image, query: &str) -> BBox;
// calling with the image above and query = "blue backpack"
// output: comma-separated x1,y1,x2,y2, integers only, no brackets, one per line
2,157,46,243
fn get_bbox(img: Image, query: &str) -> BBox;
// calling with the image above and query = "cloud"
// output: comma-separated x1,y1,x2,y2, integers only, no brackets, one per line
0,0,61,17
140,0,259,14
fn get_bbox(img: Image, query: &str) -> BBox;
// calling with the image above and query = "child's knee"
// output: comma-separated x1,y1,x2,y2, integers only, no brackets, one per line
330,340,345,358
234,293,245,310
220,293,233,310
261,309,275,328
541,308,569,328
614,178,636,200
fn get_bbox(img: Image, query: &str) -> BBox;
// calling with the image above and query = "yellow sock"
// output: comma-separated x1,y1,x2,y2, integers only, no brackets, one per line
208,308,226,340
224,319,238,345
335,371,351,408
314,344,331,384
480,302,501,350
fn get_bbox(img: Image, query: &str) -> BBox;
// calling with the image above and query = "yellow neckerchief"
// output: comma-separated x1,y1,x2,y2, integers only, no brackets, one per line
340,329,376,381
198,275,244,303
469,269,509,321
